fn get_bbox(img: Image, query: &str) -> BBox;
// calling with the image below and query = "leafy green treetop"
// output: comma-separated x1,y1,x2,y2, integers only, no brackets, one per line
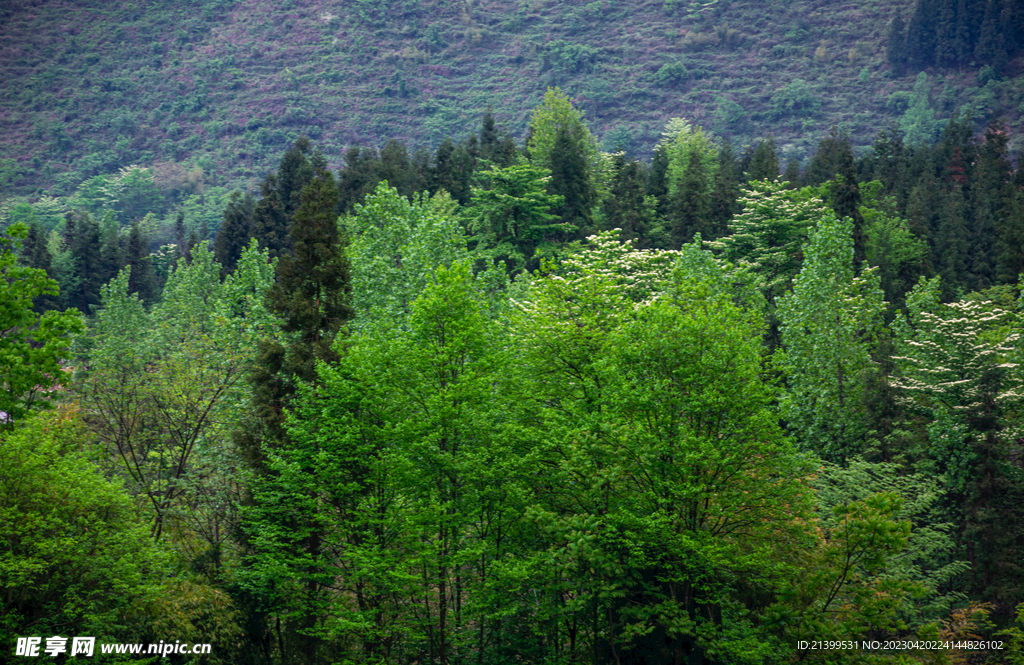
0,222,84,425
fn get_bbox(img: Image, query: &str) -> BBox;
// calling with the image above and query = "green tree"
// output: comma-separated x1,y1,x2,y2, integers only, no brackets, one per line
0,408,163,649
126,220,157,302
0,223,84,425
464,160,566,273
886,13,908,74
548,125,596,235
214,190,255,275
777,213,886,462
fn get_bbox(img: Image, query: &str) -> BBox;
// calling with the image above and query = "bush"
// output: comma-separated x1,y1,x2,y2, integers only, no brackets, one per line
772,78,821,119
656,61,689,85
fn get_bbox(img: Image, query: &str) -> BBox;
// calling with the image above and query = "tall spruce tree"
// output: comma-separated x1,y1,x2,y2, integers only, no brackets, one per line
19,222,59,313
251,174,289,260
601,152,652,246
66,211,105,314
746,138,780,182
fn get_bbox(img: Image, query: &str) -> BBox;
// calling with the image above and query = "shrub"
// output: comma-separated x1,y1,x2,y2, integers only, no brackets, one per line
656,61,689,85
772,78,821,119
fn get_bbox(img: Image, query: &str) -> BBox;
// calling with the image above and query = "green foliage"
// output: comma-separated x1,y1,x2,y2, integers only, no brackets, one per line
777,213,885,462
0,408,163,647
464,159,566,272
772,78,821,119
655,60,689,85
900,73,939,146
526,87,602,189
0,222,84,424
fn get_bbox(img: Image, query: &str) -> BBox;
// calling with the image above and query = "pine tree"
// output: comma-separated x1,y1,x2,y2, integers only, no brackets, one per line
937,183,969,296
953,0,972,65
995,189,1024,283
379,139,415,198
214,190,254,275
974,0,1005,68
337,145,381,213
886,14,908,75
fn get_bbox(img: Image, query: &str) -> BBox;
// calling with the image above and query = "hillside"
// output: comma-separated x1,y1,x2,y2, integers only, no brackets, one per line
1,0,1022,197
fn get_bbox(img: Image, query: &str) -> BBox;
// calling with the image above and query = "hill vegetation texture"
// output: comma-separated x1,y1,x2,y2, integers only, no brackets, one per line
1,0,1023,196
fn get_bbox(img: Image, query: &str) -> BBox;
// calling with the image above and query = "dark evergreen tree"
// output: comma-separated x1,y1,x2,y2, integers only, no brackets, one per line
669,150,712,247
479,107,500,162
214,190,254,275
173,211,186,264
98,214,122,284
276,137,316,217
974,0,1006,69
428,137,459,198
647,144,670,220
126,221,157,303
710,138,742,232
746,138,779,182
251,174,289,260
238,165,353,665
937,183,969,297
934,0,959,67
886,13,908,74
601,152,650,246
20,222,59,313
378,139,415,199
783,157,801,188
67,212,105,314
952,0,972,64
337,145,381,213
547,126,595,236
906,0,936,70
995,188,1024,283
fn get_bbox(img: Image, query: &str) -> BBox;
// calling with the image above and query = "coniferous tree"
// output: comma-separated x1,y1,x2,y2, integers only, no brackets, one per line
173,211,186,264
67,211,105,314
937,183,969,297
906,0,935,70
20,222,59,312
974,0,1006,69
647,144,670,219
996,189,1024,283
276,136,316,217
479,107,500,162
548,126,595,236
783,157,801,187
251,174,289,260
126,221,157,303
934,0,959,67
214,191,254,275
240,162,353,665
601,152,652,246
337,145,381,213
669,149,713,246
886,14,908,74
378,139,416,198
746,138,780,182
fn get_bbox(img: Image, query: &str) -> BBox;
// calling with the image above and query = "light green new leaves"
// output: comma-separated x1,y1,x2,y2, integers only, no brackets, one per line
0,222,84,424
777,213,886,462
659,117,718,199
347,182,468,330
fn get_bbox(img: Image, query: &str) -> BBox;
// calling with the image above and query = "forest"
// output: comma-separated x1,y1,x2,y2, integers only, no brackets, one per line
3,0,1024,663
3,82,1024,663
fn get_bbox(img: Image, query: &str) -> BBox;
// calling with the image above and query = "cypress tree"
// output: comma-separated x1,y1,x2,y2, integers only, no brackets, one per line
934,0,959,67
479,107,500,161
974,0,1004,68
337,145,381,213
214,190,254,275
20,222,59,313
67,212,104,314
669,149,712,247
886,14,908,75
173,211,186,264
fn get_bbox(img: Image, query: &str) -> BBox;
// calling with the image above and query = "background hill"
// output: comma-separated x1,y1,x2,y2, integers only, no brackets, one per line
1,0,1022,198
